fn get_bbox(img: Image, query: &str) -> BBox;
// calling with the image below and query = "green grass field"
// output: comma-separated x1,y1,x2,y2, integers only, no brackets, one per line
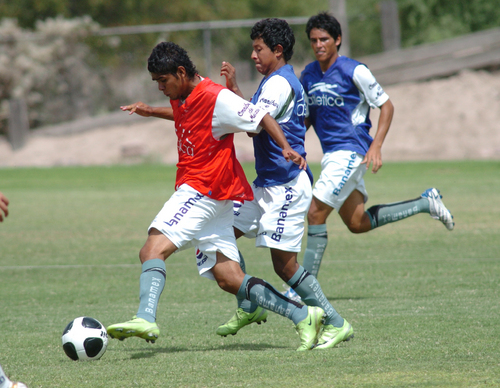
0,161,499,387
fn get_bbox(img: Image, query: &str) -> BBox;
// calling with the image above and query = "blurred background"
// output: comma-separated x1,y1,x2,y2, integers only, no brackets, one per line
1,0,500,164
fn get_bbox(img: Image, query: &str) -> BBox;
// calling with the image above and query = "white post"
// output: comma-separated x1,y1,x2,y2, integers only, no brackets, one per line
380,0,401,51
203,29,212,77
330,0,350,57
7,98,29,150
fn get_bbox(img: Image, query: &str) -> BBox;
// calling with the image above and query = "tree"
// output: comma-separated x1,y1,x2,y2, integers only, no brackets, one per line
399,0,500,46
0,17,107,131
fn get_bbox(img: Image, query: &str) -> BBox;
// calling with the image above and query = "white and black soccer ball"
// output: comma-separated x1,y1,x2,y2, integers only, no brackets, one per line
62,316,108,361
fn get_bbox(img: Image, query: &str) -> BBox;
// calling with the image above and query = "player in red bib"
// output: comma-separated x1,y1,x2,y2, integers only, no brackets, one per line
107,42,325,351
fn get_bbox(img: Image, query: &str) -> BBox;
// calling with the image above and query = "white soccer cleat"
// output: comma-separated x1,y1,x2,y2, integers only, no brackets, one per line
421,188,454,231
282,286,303,304
11,383,28,388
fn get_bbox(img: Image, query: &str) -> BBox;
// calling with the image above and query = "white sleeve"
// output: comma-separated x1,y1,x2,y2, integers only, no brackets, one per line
252,75,293,120
211,89,268,140
352,65,389,108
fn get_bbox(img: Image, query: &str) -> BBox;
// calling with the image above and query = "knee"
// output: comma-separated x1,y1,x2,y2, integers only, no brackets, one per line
272,259,298,283
273,264,287,281
139,245,157,264
215,277,239,295
139,247,147,263
216,278,230,292
307,208,323,225
346,223,365,234
307,212,317,225
307,201,330,225
344,217,371,234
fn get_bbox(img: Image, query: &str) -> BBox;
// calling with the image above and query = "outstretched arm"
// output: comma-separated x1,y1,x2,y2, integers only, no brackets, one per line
362,99,394,173
259,114,307,170
120,102,174,121
220,61,245,99
0,191,9,222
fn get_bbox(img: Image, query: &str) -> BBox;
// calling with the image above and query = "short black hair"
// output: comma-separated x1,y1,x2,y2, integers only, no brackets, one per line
306,12,342,51
250,18,295,62
147,42,198,78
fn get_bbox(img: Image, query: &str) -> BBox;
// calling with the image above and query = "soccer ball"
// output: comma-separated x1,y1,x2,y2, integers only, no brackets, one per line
62,316,108,361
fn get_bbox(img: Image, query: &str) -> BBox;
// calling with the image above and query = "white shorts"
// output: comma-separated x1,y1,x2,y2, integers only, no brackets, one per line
233,170,312,252
149,184,240,280
312,150,369,210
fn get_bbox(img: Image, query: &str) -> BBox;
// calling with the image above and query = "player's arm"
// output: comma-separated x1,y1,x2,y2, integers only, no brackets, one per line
213,90,306,169
304,116,311,130
365,99,394,173
0,191,9,222
259,113,307,170
353,65,393,173
120,102,174,121
220,61,245,99
299,74,312,131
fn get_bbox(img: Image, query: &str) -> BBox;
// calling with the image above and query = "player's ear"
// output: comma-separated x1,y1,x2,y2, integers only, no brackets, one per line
176,66,187,79
274,44,284,58
336,35,342,48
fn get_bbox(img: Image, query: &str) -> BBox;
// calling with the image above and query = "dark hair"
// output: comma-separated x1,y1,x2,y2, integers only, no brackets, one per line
306,12,342,51
250,18,295,62
147,41,198,78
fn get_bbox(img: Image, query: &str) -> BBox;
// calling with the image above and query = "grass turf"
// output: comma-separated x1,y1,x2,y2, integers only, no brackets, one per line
0,161,499,387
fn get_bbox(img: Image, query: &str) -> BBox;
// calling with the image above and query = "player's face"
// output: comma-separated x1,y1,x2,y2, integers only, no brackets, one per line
309,28,341,70
251,38,280,77
151,71,184,100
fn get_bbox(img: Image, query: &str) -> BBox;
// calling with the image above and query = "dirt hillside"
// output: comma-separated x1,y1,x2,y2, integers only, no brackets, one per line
1,69,499,167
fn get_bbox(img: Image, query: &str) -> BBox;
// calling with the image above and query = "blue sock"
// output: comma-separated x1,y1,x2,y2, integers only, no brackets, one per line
237,274,307,325
136,258,166,323
287,266,344,327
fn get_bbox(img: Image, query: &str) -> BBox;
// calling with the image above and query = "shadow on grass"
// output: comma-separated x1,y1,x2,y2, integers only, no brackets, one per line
325,296,370,301
120,342,287,359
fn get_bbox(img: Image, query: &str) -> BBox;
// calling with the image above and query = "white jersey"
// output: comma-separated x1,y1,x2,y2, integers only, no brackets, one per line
351,64,390,127
211,88,267,139
253,74,295,123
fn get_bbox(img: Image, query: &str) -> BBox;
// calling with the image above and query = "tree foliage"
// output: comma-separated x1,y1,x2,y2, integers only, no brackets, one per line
1,0,499,50
0,17,107,130
1,0,499,131
345,0,500,56
398,0,500,46
0,0,327,29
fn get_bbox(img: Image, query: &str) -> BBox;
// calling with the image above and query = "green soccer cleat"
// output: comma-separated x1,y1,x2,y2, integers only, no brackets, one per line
314,319,354,350
216,306,268,337
295,306,325,351
107,316,160,343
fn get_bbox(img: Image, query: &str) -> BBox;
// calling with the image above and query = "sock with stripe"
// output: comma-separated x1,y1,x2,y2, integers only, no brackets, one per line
302,224,328,277
235,251,258,313
237,274,307,325
366,197,430,229
287,266,344,327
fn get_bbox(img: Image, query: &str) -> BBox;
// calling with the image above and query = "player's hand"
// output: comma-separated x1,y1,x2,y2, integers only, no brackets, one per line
361,145,383,173
0,191,9,222
220,62,241,96
282,148,307,170
120,102,153,117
